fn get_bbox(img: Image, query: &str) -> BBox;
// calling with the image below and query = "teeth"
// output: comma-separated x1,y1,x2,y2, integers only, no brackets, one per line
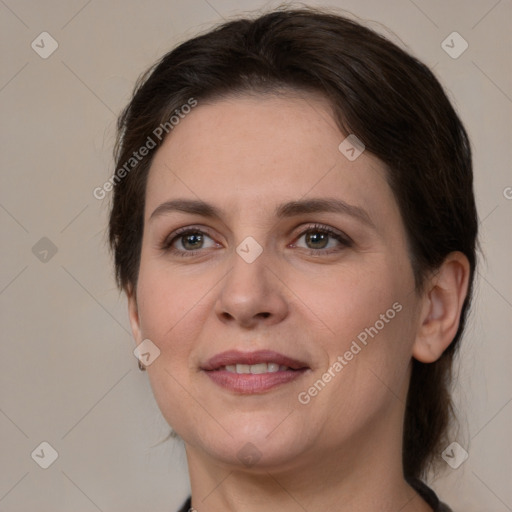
249,363,267,374
236,364,251,374
223,363,290,374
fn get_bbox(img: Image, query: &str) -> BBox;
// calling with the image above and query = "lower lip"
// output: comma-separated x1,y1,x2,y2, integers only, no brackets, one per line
203,368,308,394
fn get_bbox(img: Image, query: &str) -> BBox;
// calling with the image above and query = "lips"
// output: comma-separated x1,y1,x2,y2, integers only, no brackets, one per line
201,350,310,394
201,349,309,371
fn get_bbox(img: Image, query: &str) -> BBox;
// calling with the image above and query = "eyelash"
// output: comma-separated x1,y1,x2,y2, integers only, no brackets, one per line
161,223,352,258
290,224,353,255
160,225,218,257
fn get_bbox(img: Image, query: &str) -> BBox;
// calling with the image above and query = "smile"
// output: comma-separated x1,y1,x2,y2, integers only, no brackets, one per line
201,350,310,394
222,363,290,373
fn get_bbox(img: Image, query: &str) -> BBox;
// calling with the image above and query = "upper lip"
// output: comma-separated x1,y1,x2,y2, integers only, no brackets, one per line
201,350,309,371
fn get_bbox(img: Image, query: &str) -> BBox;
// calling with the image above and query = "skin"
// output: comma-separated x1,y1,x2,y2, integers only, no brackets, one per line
127,92,470,511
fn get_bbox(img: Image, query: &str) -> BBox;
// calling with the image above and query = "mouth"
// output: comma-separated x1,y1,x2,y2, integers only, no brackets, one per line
200,349,310,394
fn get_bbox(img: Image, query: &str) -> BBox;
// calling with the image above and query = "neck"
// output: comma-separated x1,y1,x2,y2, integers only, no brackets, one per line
184,401,432,512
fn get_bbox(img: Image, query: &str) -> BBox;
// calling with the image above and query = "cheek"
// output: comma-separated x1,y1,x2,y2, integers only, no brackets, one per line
136,256,213,342
290,258,407,345
296,286,416,444
135,262,214,431
292,257,417,402
134,258,215,386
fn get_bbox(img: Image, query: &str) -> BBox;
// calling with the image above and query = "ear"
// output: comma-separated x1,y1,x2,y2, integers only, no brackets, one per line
126,284,143,345
413,252,471,363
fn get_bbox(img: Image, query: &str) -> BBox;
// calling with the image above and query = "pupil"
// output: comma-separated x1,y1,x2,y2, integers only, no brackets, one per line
307,231,328,249
183,233,203,250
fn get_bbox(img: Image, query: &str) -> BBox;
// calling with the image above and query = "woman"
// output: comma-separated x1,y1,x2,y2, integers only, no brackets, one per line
109,8,477,511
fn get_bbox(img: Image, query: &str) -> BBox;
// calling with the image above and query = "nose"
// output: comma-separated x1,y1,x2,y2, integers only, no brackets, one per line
214,247,289,329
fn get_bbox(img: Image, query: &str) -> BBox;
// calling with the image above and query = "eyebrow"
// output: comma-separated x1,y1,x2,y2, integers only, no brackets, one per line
149,198,375,228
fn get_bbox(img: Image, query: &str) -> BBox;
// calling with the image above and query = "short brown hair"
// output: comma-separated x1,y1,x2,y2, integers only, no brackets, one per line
109,7,478,481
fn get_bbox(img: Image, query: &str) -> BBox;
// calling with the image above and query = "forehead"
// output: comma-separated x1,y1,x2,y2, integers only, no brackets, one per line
145,93,395,224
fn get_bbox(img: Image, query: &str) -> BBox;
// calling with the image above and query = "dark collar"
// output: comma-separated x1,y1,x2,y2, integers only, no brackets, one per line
177,480,452,512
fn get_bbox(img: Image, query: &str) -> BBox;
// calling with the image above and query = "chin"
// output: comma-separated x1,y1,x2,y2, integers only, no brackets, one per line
184,413,311,471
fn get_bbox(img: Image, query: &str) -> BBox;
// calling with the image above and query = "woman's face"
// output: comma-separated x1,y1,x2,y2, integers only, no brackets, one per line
129,93,425,471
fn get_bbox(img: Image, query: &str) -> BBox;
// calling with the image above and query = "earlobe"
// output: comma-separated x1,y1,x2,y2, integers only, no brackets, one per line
126,284,142,344
412,252,471,363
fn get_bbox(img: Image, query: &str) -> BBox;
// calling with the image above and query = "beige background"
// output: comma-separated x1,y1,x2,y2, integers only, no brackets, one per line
1,0,511,510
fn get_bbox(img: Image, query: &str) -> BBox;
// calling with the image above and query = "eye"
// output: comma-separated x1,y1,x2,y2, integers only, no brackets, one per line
293,224,352,253
162,227,219,256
